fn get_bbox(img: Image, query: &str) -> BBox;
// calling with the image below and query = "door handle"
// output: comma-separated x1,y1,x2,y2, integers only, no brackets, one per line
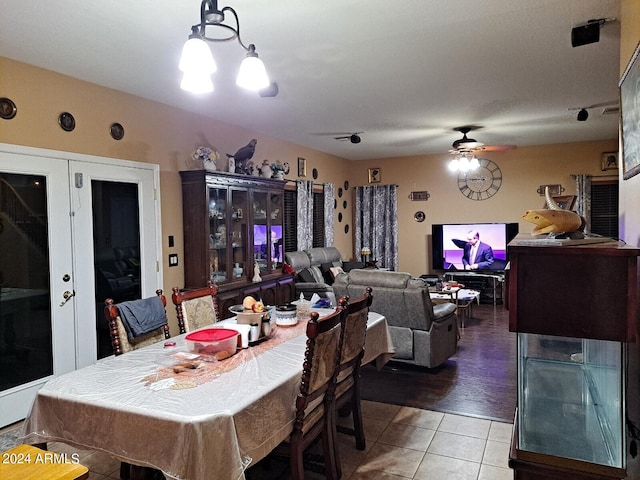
60,290,76,306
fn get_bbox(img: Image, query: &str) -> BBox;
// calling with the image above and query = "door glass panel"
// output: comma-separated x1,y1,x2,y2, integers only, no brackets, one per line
253,191,268,273
231,189,248,279
92,180,141,359
0,173,53,391
270,192,284,270
209,186,227,283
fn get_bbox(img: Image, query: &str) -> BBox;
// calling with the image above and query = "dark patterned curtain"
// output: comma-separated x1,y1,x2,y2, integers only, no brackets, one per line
324,183,335,246
574,174,592,233
296,180,313,251
354,184,398,270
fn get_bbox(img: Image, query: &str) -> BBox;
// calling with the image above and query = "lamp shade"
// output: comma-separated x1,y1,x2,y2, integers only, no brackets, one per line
179,37,217,74
180,71,214,94
236,53,270,91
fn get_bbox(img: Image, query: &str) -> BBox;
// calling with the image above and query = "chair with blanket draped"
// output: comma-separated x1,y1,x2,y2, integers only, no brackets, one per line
271,306,347,480
103,289,170,356
334,288,373,460
103,289,171,480
171,281,220,334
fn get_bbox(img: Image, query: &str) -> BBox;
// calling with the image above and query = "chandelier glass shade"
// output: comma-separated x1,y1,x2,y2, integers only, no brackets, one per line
179,0,270,94
449,153,480,172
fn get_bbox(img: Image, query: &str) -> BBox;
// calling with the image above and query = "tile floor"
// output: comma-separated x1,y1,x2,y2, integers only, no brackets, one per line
1,400,513,479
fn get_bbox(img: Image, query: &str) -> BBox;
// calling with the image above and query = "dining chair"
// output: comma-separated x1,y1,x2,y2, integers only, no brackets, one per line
171,281,220,334
103,289,171,480
271,306,347,480
334,288,373,458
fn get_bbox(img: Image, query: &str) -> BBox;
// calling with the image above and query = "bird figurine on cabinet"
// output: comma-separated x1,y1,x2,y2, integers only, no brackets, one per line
522,187,585,238
227,139,257,175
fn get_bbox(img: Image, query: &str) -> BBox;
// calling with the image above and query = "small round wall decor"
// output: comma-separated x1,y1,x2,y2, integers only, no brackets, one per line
414,211,426,222
110,122,125,140
58,112,76,132
0,97,17,120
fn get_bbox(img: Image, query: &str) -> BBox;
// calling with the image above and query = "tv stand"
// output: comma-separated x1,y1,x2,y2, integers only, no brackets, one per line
443,271,504,305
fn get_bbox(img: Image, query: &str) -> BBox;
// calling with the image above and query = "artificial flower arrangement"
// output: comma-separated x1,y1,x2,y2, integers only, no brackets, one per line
270,161,290,179
192,146,219,171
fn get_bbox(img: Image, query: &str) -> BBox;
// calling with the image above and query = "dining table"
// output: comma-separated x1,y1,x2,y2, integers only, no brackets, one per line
21,310,394,480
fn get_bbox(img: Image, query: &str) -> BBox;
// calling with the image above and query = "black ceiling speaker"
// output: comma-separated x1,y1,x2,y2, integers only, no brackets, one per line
577,108,589,121
350,134,361,144
571,20,602,47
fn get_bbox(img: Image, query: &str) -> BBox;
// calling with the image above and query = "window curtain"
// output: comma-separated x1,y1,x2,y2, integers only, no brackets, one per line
296,180,314,251
323,183,335,247
574,174,592,234
354,184,398,270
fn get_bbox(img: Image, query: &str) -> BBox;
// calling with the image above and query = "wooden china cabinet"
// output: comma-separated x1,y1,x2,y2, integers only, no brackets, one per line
507,234,640,480
180,170,294,318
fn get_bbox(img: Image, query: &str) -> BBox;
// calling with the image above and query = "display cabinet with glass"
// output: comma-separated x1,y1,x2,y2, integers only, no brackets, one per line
507,235,639,480
180,171,292,314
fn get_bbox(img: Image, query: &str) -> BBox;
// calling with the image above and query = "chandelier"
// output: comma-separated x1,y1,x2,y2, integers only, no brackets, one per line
179,0,270,94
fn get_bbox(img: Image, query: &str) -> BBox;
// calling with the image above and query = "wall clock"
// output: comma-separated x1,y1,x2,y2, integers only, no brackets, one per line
457,158,502,201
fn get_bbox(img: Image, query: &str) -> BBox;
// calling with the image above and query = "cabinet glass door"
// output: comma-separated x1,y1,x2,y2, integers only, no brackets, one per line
208,186,226,283
252,191,268,273
270,191,284,269
230,189,248,280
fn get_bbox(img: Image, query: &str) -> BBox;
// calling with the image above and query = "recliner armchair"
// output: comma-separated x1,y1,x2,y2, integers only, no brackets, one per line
332,269,458,368
285,247,365,304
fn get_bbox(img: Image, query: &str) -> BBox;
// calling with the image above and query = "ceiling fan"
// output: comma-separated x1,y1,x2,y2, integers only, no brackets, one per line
334,132,363,144
449,126,516,154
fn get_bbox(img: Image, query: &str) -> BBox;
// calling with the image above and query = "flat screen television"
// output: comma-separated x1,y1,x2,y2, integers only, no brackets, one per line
431,222,519,272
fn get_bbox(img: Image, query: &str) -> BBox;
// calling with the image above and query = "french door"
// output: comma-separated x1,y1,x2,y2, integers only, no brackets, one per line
0,144,161,427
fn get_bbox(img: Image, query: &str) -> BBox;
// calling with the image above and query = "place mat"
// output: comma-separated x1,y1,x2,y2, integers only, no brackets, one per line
142,319,309,389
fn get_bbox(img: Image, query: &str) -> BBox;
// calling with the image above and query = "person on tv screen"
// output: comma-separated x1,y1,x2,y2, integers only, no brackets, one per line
462,230,494,270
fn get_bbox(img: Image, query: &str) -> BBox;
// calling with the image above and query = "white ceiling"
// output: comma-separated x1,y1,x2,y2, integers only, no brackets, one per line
0,0,622,161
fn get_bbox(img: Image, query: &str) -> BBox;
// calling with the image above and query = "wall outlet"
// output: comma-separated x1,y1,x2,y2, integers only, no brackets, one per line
169,254,178,267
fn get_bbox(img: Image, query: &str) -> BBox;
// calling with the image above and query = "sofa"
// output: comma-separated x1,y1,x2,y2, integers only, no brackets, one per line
332,269,458,368
284,247,365,304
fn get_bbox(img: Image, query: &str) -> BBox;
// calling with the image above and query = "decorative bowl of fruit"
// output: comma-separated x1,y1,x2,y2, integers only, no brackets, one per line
230,296,269,324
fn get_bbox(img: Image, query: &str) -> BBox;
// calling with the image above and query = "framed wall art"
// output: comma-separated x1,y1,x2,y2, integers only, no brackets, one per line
601,152,618,171
620,41,640,180
297,157,306,177
368,167,381,183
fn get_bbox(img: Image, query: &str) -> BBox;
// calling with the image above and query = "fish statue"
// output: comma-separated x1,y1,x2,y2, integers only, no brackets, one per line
522,187,583,236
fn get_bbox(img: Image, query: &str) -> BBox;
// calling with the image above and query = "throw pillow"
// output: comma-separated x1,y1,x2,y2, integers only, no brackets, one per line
297,268,316,283
320,262,335,284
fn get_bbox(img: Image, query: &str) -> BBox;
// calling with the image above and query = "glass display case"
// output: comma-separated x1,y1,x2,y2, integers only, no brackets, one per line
517,334,624,468
507,235,639,480
180,171,291,307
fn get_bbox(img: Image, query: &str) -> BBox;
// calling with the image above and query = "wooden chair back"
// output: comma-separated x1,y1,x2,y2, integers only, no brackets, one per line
103,289,170,356
288,306,347,480
171,281,220,334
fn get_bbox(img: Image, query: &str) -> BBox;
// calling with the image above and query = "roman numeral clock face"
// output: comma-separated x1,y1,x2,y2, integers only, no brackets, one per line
457,158,502,201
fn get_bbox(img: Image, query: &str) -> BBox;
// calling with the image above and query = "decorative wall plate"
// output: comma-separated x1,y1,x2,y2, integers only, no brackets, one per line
0,97,17,120
110,122,125,140
414,211,426,222
58,112,75,132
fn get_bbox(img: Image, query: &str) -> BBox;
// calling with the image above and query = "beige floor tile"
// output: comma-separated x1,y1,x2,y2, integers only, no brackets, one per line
361,400,401,422
415,452,480,480
392,406,444,430
439,413,491,439
482,439,510,469
347,469,408,480
488,421,513,444
478,463,513,480
355,442,425,478
377,422,436,452
337,434,373,466
427,431,486,463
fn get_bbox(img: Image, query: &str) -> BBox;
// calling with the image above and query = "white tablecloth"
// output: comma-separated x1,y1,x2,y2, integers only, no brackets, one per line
22,312,393,480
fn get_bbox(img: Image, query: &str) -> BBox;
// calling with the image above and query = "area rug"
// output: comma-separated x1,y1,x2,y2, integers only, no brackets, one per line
0,427,22,452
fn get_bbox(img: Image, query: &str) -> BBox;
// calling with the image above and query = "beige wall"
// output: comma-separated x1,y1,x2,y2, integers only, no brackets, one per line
349,139,618,274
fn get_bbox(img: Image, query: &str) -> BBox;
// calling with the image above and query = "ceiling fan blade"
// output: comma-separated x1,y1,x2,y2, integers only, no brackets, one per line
483,144,517,152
